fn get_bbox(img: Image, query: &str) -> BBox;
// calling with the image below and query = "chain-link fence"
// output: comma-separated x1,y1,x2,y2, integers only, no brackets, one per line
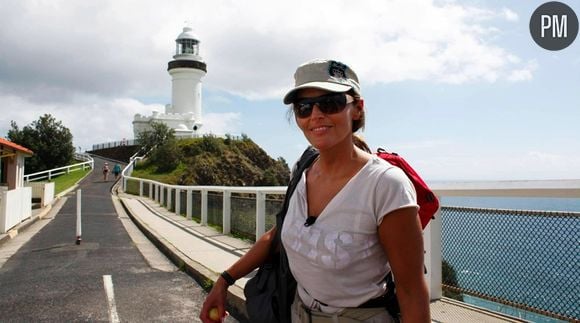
441,206,579,321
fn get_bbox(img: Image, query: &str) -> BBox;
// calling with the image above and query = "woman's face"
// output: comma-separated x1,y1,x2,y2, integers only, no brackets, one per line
293,88,360,151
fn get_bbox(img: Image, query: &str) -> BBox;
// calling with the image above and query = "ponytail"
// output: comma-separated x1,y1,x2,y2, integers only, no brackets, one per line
353,134,371,153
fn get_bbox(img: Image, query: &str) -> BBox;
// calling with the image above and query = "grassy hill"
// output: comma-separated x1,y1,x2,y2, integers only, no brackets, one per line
131,135,290,186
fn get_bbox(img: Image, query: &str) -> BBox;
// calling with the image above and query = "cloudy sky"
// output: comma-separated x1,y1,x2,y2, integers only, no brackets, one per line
1,0,579,181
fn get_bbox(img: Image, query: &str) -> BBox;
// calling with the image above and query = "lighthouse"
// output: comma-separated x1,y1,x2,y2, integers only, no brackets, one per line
133,26,207,138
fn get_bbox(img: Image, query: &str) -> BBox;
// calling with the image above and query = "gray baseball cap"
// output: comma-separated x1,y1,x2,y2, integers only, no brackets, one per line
283,59,361,104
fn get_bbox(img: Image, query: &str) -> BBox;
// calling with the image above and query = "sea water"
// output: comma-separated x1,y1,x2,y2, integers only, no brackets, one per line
440,197,580,322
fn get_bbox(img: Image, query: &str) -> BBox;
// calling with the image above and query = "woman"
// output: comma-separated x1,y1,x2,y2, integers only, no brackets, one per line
113,163,122,180
103,162,109,181
200,59,430,322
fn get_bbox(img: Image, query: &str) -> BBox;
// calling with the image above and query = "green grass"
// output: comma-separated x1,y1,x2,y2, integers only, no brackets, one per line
50,168,92,194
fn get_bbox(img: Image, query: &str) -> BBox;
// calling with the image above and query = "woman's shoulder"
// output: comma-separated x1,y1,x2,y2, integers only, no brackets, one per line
365,155,410,184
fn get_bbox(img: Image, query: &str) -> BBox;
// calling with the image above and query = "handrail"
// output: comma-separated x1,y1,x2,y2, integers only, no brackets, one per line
430,179,580,198
24,153,94,182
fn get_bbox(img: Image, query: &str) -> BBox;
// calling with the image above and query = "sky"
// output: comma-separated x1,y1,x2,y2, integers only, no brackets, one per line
1,0,579,181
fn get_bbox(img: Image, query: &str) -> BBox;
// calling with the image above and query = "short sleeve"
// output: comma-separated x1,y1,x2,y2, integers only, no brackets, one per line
375,166,419,225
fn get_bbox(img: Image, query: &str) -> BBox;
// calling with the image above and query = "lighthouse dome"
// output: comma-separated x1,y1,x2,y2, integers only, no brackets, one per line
176,26,199,41
174,26,202,59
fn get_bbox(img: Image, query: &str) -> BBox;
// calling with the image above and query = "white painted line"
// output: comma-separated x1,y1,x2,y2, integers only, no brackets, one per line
103,275,120,323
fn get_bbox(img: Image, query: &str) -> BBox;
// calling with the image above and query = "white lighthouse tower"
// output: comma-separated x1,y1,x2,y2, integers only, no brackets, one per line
133,26,207,138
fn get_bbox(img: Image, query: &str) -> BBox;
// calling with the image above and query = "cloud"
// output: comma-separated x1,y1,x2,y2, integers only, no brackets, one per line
200,112,241,136
0,0,531,103
0,93,160,151
0,0,541,178
507,60,538,82
401,142,580,181
502,8,519,22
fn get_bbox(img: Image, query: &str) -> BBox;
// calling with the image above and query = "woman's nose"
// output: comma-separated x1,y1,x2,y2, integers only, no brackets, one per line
310,104,325,118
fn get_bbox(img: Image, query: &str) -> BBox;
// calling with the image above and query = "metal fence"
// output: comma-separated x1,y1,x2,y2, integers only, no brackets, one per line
441,206,579,322
92,139,136,151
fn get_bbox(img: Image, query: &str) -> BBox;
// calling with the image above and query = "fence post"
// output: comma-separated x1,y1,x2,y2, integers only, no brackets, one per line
256,191,266,239
425,205,442,300
223,190,231,234
76,189,82,245
160,186,165,206
201,190,208,225
149,182,153,199
139,181,143,197
186,189,192,220
175,188,180,215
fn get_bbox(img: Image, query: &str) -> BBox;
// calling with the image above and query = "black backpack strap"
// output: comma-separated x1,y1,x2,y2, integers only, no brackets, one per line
274,146,318,323
273,146,319,244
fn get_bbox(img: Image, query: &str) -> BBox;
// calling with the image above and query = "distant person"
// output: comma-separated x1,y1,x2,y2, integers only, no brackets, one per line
200,59,430,322
103,163,109,181
113,163,122,180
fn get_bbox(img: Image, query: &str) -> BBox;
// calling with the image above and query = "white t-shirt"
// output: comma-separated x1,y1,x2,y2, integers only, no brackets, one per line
281,156,418,311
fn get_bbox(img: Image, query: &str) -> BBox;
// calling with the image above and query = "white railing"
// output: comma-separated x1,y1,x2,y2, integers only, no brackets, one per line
0,187,32,233
24,153,94,182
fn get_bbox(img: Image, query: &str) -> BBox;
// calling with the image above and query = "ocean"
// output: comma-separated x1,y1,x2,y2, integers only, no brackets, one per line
440,197,579,322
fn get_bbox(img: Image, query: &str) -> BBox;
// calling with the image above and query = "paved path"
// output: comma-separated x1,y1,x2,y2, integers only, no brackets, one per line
0,157,239,322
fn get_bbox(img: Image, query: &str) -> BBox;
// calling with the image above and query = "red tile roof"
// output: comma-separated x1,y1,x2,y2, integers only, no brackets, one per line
0,137,33,155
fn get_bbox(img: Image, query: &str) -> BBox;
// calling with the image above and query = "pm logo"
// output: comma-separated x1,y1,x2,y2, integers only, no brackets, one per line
530,1,578,50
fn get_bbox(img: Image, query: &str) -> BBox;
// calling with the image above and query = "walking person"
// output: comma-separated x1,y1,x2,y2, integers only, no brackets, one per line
200,59,430,322
103,162,109,182
113,163,122,180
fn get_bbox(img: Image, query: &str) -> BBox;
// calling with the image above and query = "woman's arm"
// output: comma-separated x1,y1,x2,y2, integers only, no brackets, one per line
378,207,431,323
200,226,277,322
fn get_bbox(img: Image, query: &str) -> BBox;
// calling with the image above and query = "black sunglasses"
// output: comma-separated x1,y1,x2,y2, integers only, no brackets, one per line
292,93,354,118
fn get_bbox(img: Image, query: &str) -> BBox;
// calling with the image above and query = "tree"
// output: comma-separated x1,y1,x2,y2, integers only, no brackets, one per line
136,122,181,172
136,121,175,153
7,114,75,174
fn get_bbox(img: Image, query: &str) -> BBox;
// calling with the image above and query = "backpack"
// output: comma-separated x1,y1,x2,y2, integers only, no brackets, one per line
244,147,318,323
375,148,439,229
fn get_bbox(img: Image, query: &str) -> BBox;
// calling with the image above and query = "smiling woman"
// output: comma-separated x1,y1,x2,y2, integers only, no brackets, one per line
200,59,430,323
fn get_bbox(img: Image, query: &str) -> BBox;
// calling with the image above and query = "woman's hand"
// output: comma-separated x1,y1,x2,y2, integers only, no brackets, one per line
199,278,229,323
199,227,276,322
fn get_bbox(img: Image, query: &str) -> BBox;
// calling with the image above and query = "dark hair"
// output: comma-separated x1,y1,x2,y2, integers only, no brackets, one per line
348,91,370,153
353,134,371,153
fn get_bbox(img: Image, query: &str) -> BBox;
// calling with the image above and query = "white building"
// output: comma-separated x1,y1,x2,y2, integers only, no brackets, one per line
133,26,207,138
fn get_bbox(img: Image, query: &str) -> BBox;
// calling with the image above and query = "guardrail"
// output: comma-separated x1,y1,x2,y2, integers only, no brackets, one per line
24,153,94,182
121,157,580,321
92,139,136,150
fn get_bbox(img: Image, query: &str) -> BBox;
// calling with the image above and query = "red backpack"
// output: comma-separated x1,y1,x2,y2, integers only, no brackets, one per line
376,148,439,229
